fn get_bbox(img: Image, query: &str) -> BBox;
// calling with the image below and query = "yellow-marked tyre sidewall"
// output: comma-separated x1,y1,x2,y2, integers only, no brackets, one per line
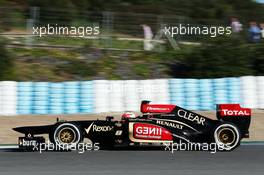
214,123,241,151
53,123,83,146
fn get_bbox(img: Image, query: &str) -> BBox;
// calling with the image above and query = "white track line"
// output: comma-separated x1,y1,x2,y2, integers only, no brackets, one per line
0,145,19,149
241,142,264,146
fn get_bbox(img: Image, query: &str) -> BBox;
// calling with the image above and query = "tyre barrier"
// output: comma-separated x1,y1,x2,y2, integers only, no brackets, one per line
1,76,264,115
14,81,94,115
169,77,243,110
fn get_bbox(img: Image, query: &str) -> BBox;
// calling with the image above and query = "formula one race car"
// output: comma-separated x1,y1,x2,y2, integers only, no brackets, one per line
13,101,251,151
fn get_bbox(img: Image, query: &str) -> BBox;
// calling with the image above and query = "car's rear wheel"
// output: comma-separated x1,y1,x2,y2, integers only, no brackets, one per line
213,123,241,151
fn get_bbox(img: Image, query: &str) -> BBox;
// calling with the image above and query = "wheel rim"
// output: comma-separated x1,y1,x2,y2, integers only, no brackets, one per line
58,127,76,144
218,128,236,145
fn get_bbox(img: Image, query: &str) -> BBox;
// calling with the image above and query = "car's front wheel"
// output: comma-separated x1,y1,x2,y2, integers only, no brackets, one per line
50,123,84,146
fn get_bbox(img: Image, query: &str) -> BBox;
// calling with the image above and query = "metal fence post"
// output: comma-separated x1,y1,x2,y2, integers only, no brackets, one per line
26,6,39,47
102,11,114,48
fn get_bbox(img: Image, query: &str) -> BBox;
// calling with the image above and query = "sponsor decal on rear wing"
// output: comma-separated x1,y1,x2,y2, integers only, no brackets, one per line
218,104,251,116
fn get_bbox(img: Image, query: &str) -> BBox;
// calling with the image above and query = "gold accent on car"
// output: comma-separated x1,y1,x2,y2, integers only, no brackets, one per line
59,128,75,143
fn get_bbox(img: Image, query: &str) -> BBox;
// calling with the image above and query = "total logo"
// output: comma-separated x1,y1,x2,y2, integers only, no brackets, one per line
222,109,250,116
93,125,114,132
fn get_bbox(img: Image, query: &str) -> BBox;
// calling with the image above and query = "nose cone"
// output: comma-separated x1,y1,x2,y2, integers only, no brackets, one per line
13,127,25,134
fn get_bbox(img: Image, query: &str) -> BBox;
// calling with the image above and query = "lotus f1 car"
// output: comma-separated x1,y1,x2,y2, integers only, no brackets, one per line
13,101,251,151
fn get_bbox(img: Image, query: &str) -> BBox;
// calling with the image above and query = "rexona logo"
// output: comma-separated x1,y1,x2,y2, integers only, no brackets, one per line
133,123,172,140
93,125,114,132
221,109,250,116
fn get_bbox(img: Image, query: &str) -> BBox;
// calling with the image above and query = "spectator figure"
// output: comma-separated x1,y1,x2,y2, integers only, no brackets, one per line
260,23,264,39
248,21,261,43
230,17,243,33
141,24,154,51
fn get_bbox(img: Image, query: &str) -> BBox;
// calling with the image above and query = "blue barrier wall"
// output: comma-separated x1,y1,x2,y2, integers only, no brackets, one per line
17,81,94,114
169,78,241,110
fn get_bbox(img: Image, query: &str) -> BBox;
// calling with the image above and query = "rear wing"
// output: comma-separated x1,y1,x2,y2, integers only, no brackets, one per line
216,104,251,138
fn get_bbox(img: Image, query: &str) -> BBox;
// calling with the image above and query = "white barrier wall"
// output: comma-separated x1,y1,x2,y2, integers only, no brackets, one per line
94,79,170,113
0,81,17,115
94,80,110,113
241,76,258,108
124,80,139,111
257,76,264,108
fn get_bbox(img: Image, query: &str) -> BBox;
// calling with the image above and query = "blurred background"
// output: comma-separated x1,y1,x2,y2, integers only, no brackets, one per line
0,0,264,81
0,0,264,115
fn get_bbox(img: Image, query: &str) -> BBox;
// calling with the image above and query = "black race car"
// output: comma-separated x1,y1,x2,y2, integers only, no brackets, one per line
13,101,251,151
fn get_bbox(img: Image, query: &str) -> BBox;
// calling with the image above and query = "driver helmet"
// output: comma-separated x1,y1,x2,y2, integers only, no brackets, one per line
122,112,136,120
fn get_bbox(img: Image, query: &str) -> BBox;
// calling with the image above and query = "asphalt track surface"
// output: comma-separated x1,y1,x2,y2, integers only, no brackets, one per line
0,145,263,175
